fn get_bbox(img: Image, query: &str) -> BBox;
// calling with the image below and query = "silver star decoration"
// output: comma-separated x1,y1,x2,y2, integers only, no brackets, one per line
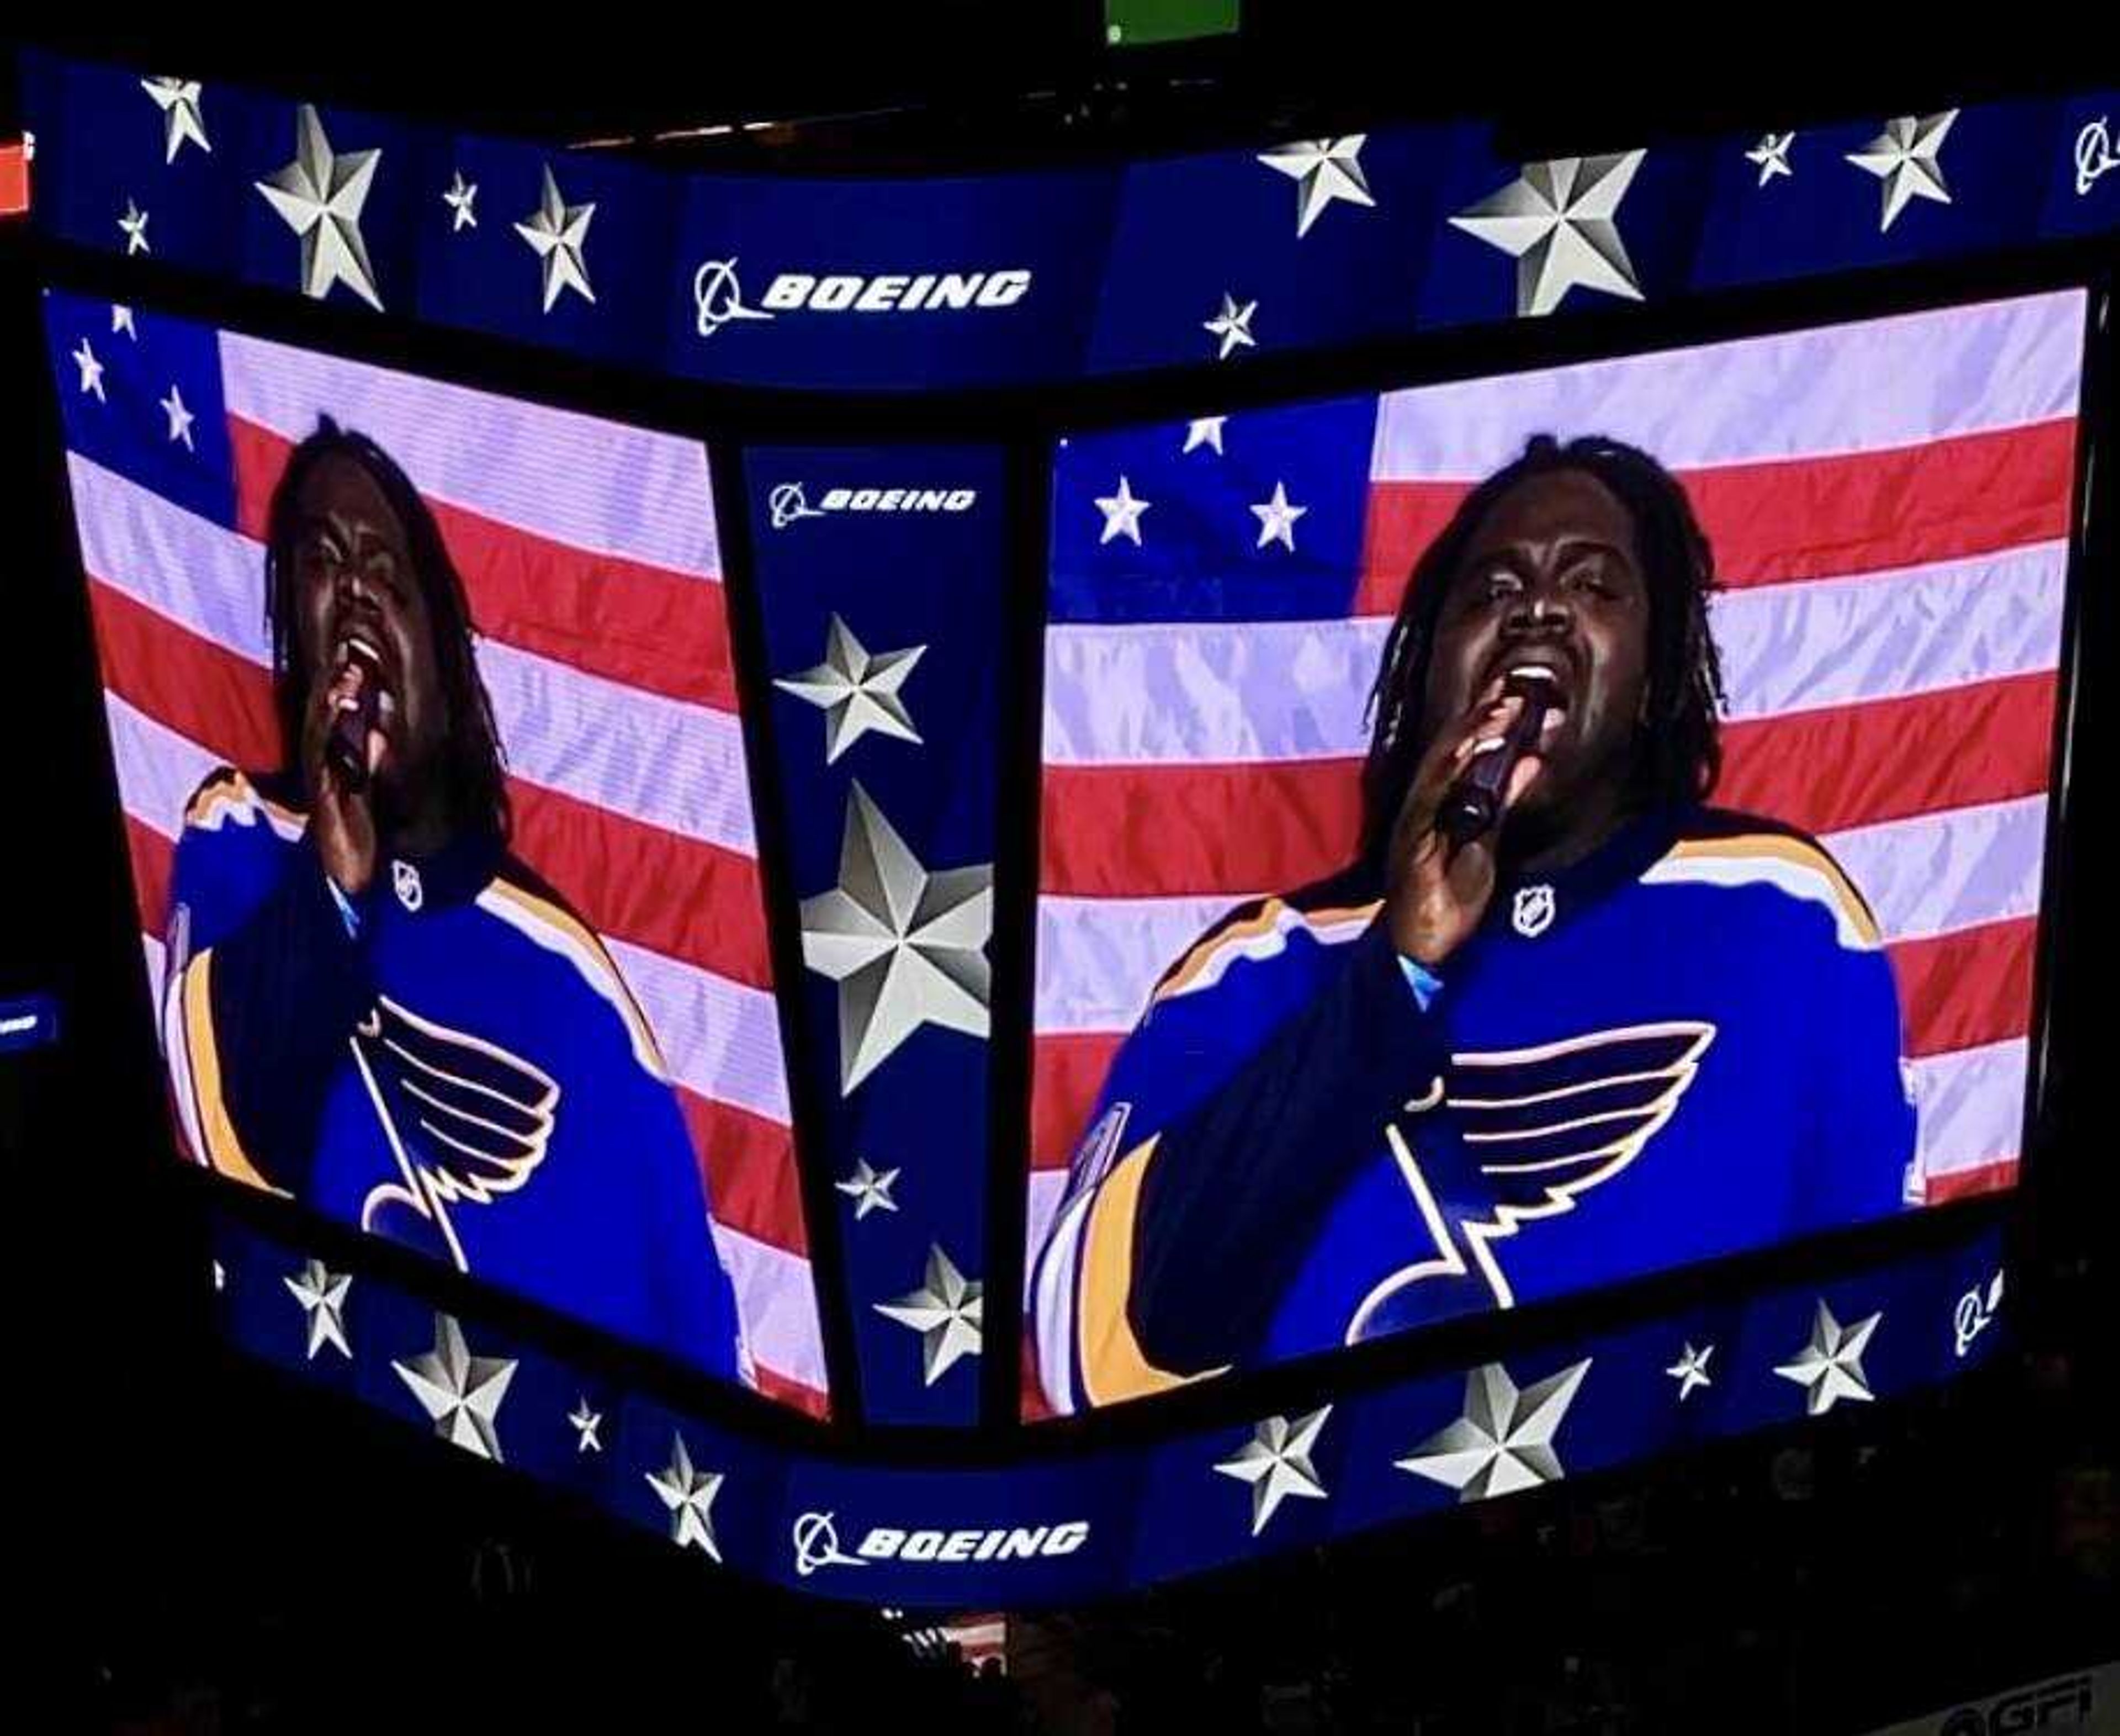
515,165,597,311
1202,292,1258,359
836,1156,902,1220
391,1314,517,1462
1094,474,1152,546
141,77,210,163
110,304,137,340
773,614,924,763
255,105,384,310
568,1397,602,1454
1449,152,1647,317
1666,1341,1714,1401
118,199,151,256
1847,111,1958,231
1182,416,1226,455
1774,1300,1881,1416
159,383,195,451
874,1245,983,1385
800,785,992,1094
1250,481,1308,552
282,1258,351,1360
646,1433,723,1558
442,169,479,231
1214,1406,1332,1536
1257,135,1376,236
1746,131,1795,186
71,337,106,401
1397,1359,1592,1502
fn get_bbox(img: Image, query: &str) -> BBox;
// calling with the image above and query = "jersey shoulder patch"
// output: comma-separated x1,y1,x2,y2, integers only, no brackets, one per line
1149,873,1383,1010
1642,807,1882,951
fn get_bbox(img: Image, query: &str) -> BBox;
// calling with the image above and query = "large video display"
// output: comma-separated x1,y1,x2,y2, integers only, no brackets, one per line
41,290,826,1413
1029,290,2084,1415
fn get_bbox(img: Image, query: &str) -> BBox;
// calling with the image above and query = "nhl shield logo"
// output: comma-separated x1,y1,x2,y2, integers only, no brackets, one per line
393,859,425,913
1511,883,1556,938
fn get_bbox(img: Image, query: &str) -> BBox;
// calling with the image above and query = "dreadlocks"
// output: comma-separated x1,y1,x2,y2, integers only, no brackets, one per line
1357,433,1726,873
262,418,511,845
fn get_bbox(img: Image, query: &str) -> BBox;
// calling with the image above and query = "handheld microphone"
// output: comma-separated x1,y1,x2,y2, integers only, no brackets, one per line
326,661,381,793
1438,670,1557,848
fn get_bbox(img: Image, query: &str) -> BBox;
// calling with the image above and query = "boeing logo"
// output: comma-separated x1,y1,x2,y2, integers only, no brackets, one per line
791,1517,1092,1573
694,259,1033,338
2077,117,2117,197
767,481,981,530
1953,1269,2004,1359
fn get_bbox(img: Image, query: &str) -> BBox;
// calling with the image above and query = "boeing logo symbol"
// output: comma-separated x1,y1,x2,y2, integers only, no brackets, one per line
2077,117,2117,196
1953,1269,2004,1358
791,1511,869,1578
768,483,830,528
693,258,777,338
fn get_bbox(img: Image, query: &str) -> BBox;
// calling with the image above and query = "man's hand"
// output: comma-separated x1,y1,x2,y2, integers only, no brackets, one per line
302,658,381,897
1385,677,1544,967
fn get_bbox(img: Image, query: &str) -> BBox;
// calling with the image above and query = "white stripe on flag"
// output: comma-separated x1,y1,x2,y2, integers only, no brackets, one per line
74,457,757,857
1370,289,2086,479
714,1224,826,1392
1040,542,2066,766
1025,1169,1069,1298
105,691,227,840
1909,1038,2026,1182
219,331,722,580
1034,799,2048,1035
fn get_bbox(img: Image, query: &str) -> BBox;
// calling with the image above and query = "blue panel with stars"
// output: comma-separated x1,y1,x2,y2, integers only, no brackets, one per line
41,287,236,531
1051,394,1380,624
1083,128,1459,374
1692,104,2053,291
2039,93,2120,240
1417,136,1714,330
741,448,1011,1426
416,135,679,367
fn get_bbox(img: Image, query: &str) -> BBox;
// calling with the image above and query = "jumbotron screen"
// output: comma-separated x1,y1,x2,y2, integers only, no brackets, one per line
40,290,827,1415
1025,290,2081,1415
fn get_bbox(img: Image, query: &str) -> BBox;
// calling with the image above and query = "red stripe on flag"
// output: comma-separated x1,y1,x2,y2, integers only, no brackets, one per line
1925,1160,2017,1203
679,1089,808,1256
87,578,772,991
125,814,173,937
230,418,738,712
1890,917,2038,1061
1030,1031,1124,1171
1358,419,2077,615
753,1363,830,1419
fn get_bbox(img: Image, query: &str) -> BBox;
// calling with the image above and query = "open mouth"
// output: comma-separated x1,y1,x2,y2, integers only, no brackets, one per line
334,629,397,724
1474,658,1572,751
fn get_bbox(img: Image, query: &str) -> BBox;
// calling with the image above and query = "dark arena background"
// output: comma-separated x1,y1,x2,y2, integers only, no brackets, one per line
4,15,2114,1734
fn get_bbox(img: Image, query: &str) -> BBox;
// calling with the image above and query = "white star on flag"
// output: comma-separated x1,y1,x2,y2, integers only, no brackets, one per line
391,1314,517,1463
256,105,384,309
159,383,196,451
1449,152,1647,317
110,304,138,340
118,199,151,256
836,1156,902,1220
1250,481,1308,552
1182,416,1226,455
799,785,992,1094
1666,1341,1714,1401
1094,475,1152,546
283,1258,351,1361
568,1397,602,1454
646,1434,724,1558
1775,1300,1882,1415
1215,1407,1332,1536
875,1245,983,1385
1397,1359,1593,1502
443,170,479,231
71,337,106,401
773,614,924,763
1847,111,1958,232
515,165,597,311
1203,292,1258,359
141,76,210,163
1746,132,1795,186
1257,135,1376,236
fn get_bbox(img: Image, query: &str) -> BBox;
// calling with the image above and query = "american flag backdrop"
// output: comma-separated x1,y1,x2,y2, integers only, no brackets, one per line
1029,289,2086,1284
40,290,826,1415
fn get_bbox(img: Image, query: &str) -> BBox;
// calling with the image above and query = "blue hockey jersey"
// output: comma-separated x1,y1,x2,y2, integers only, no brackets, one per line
161,766,745,1383
1030,806,1918,1414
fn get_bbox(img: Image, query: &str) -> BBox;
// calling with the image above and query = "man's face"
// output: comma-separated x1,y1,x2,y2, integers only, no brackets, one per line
289,452,448,801
1415,467,1652,827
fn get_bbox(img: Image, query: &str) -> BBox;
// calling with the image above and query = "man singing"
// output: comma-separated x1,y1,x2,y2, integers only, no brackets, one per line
1033,435,1916,1413
162,420,745,1382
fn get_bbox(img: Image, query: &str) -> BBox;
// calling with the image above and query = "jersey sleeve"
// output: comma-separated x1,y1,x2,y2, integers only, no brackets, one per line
1030,907,1450,1413
1796,901,1920,1226
162,774,373,1196
631,1067,746,1384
